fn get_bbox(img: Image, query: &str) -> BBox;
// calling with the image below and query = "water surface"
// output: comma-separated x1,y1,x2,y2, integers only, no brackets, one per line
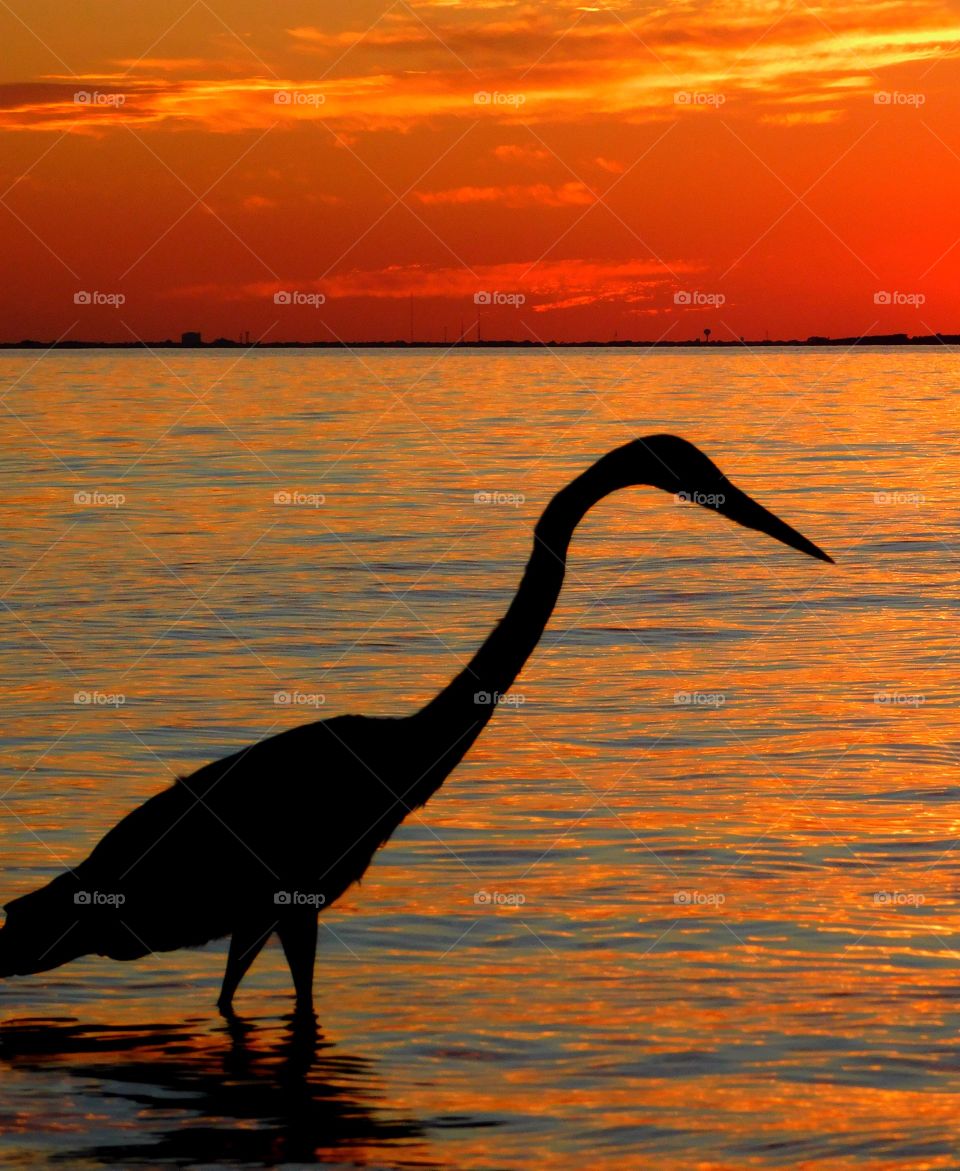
1,347,959,1167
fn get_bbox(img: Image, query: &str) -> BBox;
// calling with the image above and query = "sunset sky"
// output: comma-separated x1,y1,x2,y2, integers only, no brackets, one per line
2,0,959,342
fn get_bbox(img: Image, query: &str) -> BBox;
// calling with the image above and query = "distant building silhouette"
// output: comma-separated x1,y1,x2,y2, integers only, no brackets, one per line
181,331,202,347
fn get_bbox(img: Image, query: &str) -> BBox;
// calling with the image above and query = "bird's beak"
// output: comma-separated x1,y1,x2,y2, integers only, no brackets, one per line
709,482,834,563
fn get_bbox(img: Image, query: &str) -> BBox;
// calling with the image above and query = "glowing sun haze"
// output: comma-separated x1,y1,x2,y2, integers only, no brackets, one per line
1,0,958,342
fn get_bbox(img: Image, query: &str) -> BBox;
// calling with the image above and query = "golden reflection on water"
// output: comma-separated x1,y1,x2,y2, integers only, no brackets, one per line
1,347,960,1166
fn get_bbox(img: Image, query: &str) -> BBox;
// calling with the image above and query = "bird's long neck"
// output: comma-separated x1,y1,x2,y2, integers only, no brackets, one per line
411,455,633,783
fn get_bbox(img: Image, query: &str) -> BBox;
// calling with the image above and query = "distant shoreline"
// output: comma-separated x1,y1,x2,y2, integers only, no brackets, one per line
2,333,959,350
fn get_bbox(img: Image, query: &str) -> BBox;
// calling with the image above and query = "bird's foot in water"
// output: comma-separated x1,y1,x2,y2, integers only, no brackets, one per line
292,998,317,1023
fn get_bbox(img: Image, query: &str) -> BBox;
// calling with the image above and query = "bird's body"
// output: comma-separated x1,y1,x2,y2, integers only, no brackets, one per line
0,714,444,1008
0,436,832,1015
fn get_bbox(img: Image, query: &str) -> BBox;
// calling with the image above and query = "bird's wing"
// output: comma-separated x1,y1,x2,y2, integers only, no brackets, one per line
3,714,410,961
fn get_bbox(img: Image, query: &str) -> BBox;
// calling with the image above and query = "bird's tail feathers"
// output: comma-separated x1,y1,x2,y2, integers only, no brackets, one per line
0,872,115,978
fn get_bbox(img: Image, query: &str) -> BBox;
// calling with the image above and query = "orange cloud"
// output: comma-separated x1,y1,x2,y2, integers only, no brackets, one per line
414,182,593,207
242,195,278,210
492,143,550,164
169,257,700,315
0,2,955,134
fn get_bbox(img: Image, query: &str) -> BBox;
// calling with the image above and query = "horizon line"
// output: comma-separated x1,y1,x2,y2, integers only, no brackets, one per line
3,331,960,351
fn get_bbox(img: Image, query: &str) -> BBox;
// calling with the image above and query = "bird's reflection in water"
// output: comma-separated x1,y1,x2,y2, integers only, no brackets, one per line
0,1013,446,1167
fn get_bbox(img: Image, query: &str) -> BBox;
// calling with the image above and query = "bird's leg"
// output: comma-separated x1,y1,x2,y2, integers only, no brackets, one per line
217,921,273,1015
277,911,318,1017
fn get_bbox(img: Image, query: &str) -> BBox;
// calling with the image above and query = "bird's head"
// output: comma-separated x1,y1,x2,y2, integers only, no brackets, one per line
603,434,833,563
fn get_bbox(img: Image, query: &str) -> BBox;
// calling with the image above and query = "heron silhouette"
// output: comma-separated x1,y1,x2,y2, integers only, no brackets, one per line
0,436,831,1017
